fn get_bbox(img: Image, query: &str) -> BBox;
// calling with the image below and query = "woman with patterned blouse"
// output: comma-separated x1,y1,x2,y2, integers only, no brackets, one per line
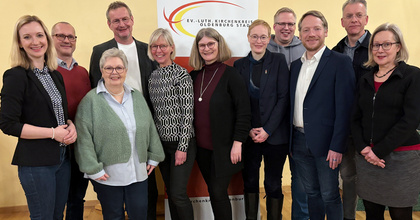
0,15,77,219
147,28,196,220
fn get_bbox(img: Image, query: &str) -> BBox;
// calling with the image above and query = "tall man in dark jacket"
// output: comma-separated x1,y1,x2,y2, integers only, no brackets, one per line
332,1,371,219
88,2,158,219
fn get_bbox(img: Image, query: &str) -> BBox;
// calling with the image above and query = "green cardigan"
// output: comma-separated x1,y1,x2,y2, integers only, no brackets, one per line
74,89,164,175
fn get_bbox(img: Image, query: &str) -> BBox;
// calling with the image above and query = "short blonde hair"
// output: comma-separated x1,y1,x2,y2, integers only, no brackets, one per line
248,19,271,36
147,28,176,61
298,10,328,32
274,7,297,23
11,15,57,70
99,48,128,70
189,28,231,70
364,23,409,68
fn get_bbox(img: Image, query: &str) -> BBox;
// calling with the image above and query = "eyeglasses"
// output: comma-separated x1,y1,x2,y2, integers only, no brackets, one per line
103,66,125,74
275,22,296,28
343,13,366,20
111,17,131,25
198,41,216,50
150,44,169,52
371,42,399,51
54,34,77,42
249,35,269,42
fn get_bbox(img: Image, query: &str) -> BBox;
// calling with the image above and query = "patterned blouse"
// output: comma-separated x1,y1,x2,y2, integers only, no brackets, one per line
148,63,194,152
34,66,66,146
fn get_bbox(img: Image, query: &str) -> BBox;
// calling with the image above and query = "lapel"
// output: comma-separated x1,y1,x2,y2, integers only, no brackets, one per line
27,69,55,115
238,56,251,92
307,48,331,93
290,60,303,107
259,50,273,95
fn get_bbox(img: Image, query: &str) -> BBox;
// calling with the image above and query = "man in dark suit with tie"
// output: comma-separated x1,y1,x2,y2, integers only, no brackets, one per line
290,10,355,219
88,1,158,219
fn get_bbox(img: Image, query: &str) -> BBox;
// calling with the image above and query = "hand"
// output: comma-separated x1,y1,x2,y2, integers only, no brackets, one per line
54,124,70,143
249,129,257,139
252,127,269,143
147,164,156,175
361,146,385,168
326,150,342,170
63,120,77,145
230,141,242,164
175,150,187,166
95,173,109,181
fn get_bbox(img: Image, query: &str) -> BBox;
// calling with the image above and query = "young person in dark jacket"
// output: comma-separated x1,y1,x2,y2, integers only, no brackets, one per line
0,15,77,220
234,19,289,220
351,23,420,220
189,27,251,220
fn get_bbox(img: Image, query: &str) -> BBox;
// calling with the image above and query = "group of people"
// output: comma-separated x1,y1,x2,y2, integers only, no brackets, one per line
1,0,420,220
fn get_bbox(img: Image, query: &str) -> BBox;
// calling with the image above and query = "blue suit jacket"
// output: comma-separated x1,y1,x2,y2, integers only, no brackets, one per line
290,47,355,156
234,50,290,145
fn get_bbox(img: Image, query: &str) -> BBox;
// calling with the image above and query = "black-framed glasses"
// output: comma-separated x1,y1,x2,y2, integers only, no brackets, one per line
275,22,296,28
371,42,399,51
111,17,131,25
103,66,125,74
150,44,169,52
198,41,216,50
54,34,77,42
249,35,269,42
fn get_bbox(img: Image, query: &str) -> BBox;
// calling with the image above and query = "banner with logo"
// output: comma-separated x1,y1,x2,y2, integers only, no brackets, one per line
157,0,258,57
157,1,259,219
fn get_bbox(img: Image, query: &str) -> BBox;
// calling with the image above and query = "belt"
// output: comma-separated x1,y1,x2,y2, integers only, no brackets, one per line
293,126,305,134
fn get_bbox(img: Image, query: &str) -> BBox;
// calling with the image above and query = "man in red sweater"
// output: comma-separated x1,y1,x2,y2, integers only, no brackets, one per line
52,22,91,220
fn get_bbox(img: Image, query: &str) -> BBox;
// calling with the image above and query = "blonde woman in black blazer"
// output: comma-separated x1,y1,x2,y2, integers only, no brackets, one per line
0,15,76,220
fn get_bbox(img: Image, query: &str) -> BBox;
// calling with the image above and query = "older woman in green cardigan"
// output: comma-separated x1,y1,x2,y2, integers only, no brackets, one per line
75,48,164,220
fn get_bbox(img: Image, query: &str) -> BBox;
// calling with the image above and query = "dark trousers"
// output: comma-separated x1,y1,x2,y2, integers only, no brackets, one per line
65,148,89,220
18,146,71,220
196,147,234,220
363,200,413,220
91,180,148,220
159,139,196,220
148,170,158,220
340,137,357,220
242,140,288,199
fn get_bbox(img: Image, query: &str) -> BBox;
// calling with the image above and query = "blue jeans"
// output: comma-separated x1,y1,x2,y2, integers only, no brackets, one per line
92,180,148,220
18,146,71,220
289,155,309,220
292,129,343,220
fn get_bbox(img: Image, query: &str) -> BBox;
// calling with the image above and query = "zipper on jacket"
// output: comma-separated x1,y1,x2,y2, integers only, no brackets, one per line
370,92,376,145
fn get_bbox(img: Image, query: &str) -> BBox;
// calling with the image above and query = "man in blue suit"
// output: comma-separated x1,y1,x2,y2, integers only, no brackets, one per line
290,10,355,220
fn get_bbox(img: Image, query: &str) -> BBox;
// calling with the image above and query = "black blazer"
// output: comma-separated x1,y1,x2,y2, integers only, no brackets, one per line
351,61,420,158
88,38,157,107
0,66,69,166
234,50,290,145
191,65,251,177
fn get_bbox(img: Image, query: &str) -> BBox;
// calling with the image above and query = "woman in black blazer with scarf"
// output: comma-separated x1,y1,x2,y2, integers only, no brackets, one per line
0,15,76,219
189,28,251,220
234,20,290,220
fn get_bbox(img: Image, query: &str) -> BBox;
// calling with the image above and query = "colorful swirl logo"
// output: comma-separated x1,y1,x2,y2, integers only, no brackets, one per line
163,1,244,37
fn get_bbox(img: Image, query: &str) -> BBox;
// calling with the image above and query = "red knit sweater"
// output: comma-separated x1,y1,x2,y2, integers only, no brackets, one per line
57,65,91,120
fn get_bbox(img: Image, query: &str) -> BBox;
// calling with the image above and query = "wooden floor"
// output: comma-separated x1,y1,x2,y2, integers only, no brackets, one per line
1,186,419,219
